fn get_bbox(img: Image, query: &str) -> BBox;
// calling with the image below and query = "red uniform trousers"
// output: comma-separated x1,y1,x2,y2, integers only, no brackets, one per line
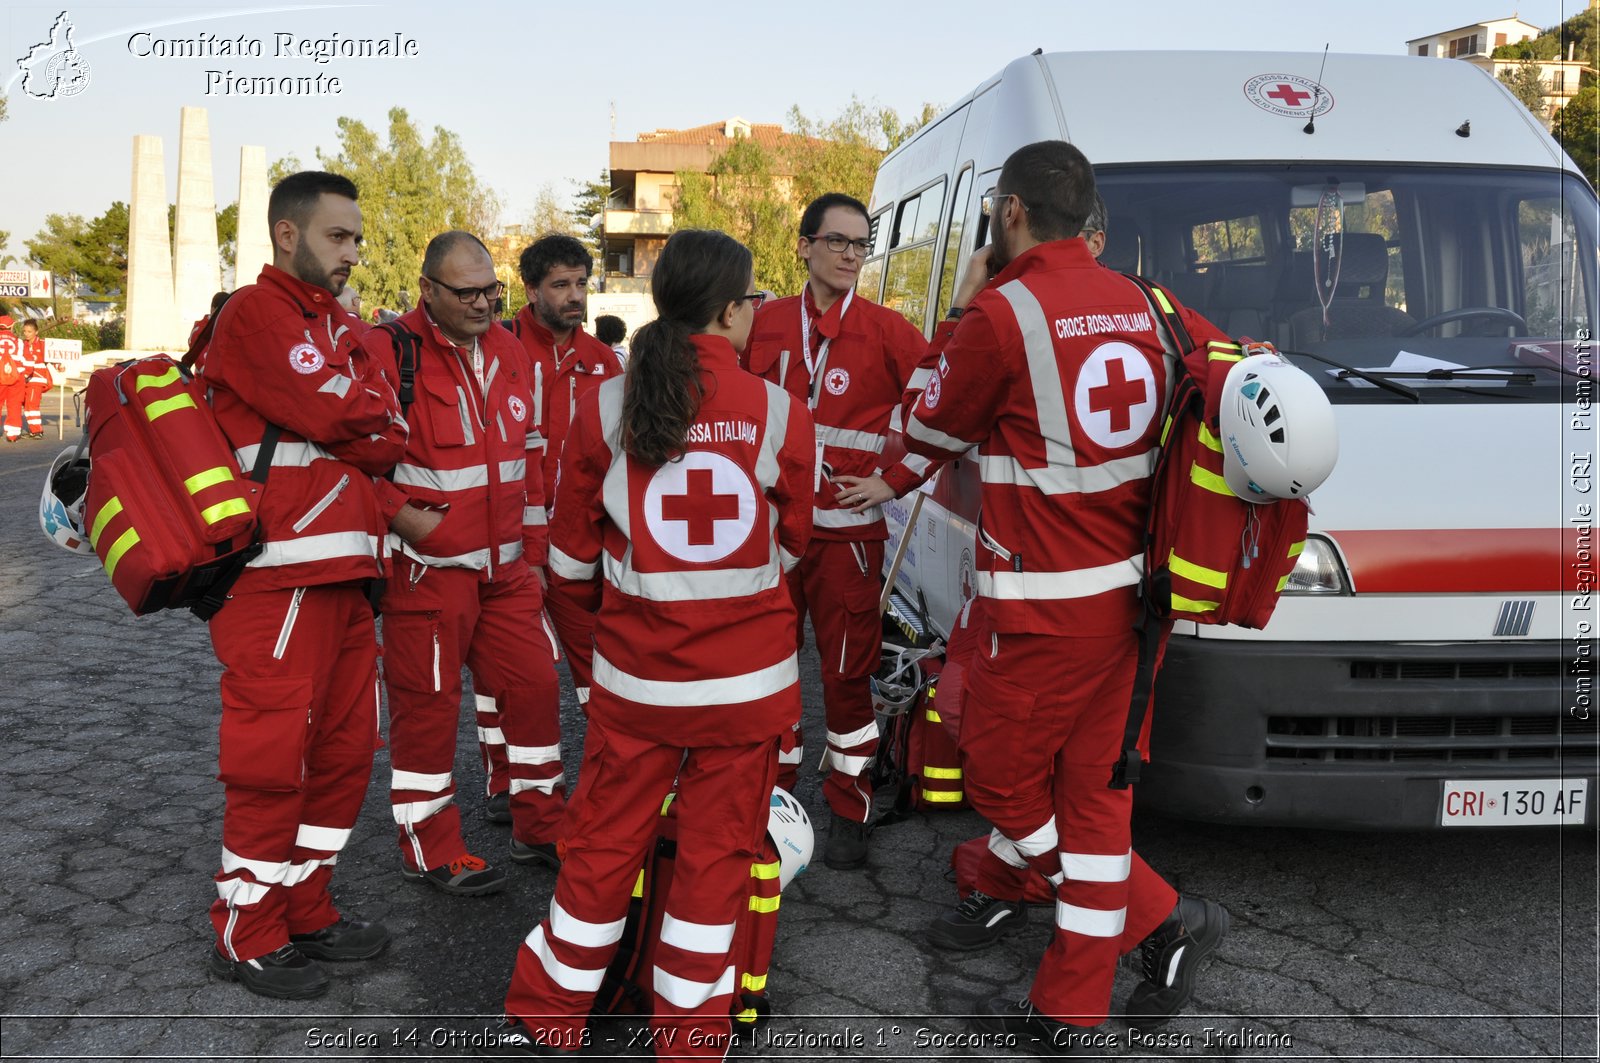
504,721,778,1060
960,628,1177,1027
777,538,884,822
22,382,47,434
382,562,564,868
479,569,595,801
0,381,22,441
208,585,380,963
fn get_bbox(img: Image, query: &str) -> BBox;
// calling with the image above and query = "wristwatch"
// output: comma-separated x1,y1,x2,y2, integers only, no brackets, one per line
945,306,966,320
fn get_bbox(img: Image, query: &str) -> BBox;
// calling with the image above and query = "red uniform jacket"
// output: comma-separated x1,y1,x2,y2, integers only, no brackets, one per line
0,333,22,388
202,265,407,593
744,287,930,542
21,337,52,388
902,239,1231,636
364,307,547,575
547,334,815,746
504,308,624,504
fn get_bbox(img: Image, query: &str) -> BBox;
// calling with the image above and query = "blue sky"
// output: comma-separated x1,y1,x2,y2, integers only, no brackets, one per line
0,0,1582,259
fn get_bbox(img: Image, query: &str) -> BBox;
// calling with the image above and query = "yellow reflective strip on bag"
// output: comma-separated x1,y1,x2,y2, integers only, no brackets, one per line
749,894,781,914
922,765,962,779
89,496,124,548
1152,287,1175,314
925,708,942,724
1277,574,1291,592
1159,413,1176,447
750,860,781,881
919,788,965,803
1170,592,1220,614
736,1009,759,1023
631,869,644,899
660,793,675,816
740,972,767,992
1168,551,1228,589
200,498,252,525
134,366,182,391
1188,461,1233,496
184,465,236,494
1288,540,1306,558
103,527,141,579
1206,341,1243,362
1196,422,1223,452
144,393,198,421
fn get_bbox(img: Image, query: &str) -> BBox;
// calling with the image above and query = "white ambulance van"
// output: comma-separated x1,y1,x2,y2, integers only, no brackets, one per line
866,50,1595,829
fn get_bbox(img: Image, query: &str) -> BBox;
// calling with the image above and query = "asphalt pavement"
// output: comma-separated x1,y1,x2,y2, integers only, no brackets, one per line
0,402,1595,1062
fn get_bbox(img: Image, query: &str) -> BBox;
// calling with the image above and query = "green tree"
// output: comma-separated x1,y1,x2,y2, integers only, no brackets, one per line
1499,61,1549,120
313,107,500,310
1554,82,1599,188
570,170,611,258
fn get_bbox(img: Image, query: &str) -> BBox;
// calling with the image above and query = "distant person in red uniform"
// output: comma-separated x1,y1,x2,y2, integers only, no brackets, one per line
0,316,25,443
485,229,814,1058
19,319,52,438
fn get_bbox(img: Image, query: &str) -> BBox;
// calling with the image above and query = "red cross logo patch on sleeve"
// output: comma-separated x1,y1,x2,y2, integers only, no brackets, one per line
289,342,325,374
508,395,527,422
643,451,758,564
1074,342,1159,450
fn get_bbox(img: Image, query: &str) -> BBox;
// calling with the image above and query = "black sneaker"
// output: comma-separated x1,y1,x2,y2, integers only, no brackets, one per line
823,812,869,870
207,944,329,1000
290,917,391,961
971,997,1117,1057
402,853,508,897
927,890,1026,951
1122,894,1229,1027
473,1017,578,1057
509,837,561,870
486,791,512,825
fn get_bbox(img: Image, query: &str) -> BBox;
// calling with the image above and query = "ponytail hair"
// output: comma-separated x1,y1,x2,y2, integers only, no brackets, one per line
622,229,753,467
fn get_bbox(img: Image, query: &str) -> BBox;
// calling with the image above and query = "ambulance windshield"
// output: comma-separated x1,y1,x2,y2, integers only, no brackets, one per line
1096,164,1597,400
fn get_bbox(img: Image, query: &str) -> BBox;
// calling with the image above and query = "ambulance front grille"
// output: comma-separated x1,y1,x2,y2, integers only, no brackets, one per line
1265,712,1598,763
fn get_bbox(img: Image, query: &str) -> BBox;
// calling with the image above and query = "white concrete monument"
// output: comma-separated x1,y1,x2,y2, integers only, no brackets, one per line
123,135,177,351
234,146,272,289
172,106,221,330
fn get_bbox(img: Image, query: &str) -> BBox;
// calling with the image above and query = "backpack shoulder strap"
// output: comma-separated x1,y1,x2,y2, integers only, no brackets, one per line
378,321,422,418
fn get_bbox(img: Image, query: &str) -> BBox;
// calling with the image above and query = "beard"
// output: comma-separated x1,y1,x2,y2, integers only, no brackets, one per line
293,241,345,296
989,220,1014,273
535,295,584,333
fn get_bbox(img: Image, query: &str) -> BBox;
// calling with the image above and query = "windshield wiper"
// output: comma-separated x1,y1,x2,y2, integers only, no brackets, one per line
1277,348,1420,402
1354,368,1537,384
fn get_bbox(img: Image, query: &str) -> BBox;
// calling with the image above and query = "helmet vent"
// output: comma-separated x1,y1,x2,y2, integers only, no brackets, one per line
1254,386,1271,409
1269,428,1286,443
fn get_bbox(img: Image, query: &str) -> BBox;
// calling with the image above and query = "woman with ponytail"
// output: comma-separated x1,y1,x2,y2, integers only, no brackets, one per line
490,229,815,1059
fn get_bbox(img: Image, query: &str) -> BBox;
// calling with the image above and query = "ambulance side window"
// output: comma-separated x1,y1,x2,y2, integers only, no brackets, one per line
883,179,948,332
1518,195,1591,338
934,166,975,324
857,208,891,302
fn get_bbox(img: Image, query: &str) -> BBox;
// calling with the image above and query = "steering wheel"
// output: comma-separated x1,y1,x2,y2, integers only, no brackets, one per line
1402,306,1527,336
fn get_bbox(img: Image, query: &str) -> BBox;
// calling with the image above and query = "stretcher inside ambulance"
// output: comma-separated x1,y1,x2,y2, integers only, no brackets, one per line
869,51,1596,830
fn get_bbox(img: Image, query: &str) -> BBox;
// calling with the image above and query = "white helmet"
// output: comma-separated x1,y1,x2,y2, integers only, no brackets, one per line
870,642,931,716
766,788,813,889
40,446,94,555
1219,355,1339,504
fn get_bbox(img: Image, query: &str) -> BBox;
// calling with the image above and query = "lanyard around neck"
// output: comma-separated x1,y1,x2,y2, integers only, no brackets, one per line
799,286,853,408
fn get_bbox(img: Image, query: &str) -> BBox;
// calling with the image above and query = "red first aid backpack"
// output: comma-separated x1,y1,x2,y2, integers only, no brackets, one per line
594,793,783,1032
0,334,22,387
80,308,280,619
1112,275,1311,787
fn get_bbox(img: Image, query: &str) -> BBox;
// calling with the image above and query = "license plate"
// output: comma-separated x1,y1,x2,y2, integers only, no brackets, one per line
1440,778,1588,826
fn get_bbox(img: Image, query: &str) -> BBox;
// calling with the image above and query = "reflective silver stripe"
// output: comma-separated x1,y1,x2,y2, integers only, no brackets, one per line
978,450,1157,496
906,366,933,391
528,924,606,993
754,380,790,491
247,532,379,568
813,505,879,529
900,452,933,476
604,553,781,602
998,278,1078,470
317,374,351,398
592,651,798,707
388,539,520,569
220,847,290,883
654,965,734,1009
828,721,879,748
905,413,978,454
216,878,271,906
987,827,1030,870
233,440,336,471
455,385,476,446
523,506,547,526
596,380,632,540
392,795,453,824
528,432,548,452
549,544,598,581
778,744,803,765
1056,901,1127,937
294,824,352,852
506,743,561,766
391,769,452,792
825,750,873,775
474,693,497,715
660,914,736,955
550,898,626,949
778,546,800,572
511,774,565,795
477,726,505,744
392,463,489,492
978,555,1143,600
1061,850,1132,883
817,423,885,454
499,458,526,482
499,541,524,565
1009,817,1059,859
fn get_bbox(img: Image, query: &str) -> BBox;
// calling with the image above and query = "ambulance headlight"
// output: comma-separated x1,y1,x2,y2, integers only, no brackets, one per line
1282,535,1350,595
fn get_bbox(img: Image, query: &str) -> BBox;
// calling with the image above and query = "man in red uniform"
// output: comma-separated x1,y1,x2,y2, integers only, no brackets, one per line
19,319,52,438
0,317,24,443
200,171,407,1000
903,142,1228,1053
363,231,566,897
743,193,930,869
492,235,622,817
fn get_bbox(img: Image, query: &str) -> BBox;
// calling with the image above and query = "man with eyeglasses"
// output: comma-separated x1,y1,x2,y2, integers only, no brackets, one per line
903,142,1230,1055
500,234,623,762
361,230,567,898
743,192,932,870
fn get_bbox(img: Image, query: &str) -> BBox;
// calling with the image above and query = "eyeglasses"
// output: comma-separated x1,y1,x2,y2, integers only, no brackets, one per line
804,234,873,256
981,192,1031,217
425,276,506,305
736,291,769,309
